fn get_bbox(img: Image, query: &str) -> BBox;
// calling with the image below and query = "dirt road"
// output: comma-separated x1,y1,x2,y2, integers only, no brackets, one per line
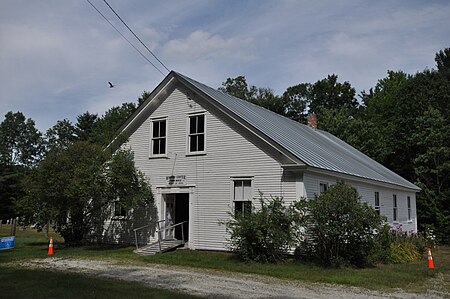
17,258,446,298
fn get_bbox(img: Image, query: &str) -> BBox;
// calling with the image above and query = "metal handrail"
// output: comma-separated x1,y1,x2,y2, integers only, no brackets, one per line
133,220,165,250
133,220,188,251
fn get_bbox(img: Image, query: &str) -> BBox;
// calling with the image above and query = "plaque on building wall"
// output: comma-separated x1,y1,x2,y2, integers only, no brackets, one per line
166,175,186,186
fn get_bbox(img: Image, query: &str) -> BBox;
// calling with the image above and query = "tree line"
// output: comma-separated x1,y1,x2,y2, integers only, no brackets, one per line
219,48,449,244
0,92,152,244
0,48,448,244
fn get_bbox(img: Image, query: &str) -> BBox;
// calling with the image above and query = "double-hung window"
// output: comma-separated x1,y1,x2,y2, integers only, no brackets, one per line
393,194,398,222
114,201,127,218
233,179,252,216
407,196,411,221
374,192,380,215
188,114,205,153
151,118,166,156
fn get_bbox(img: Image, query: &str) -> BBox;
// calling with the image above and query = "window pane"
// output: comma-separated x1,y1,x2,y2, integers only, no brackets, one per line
160,139,166,154
153,121,159,137
190,117,196,134
190,135,197,152
160,121,166,137
375,192,380,206
234,181,243,200
197,115,205,133
244,201,252,215
153,139,160,155
243,181,252,200
198,134,204,151
235,201,243,215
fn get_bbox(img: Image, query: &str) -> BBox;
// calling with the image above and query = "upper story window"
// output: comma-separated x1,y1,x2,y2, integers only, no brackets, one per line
188,114,205,153
407,196,411,221
151,118,166,156
233,179,252,216
393,194,398,222
374,192,380,215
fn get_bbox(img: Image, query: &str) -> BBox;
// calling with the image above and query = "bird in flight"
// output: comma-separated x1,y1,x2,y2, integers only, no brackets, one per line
108,82,115,88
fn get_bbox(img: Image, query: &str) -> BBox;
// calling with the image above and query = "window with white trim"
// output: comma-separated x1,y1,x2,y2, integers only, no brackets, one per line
151,118,166,156
114,201,127,218
393,194,398,222
407,196,411,221
374,192,380,215
188,114,205,153
233,179,252,216
319,182,328,194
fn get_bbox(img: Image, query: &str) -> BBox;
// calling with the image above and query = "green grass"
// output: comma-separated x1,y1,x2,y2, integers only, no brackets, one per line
1,225,449,293
0,267,200,299
0,226,200,298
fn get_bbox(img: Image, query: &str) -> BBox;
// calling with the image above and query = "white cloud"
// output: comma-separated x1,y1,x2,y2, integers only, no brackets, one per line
162,30,255,62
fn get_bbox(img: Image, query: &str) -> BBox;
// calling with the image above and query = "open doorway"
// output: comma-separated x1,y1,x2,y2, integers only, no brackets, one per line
163,193,189,242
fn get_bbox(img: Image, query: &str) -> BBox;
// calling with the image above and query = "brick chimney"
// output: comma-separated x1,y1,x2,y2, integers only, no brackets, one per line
307,113,317,129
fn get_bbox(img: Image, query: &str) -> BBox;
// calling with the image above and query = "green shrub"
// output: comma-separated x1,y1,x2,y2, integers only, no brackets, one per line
225,195,300,263
389,242,421,264
370,226,427,264
296,182,385,267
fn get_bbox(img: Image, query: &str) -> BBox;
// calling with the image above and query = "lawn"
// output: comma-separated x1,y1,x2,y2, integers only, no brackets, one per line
1,224,449,294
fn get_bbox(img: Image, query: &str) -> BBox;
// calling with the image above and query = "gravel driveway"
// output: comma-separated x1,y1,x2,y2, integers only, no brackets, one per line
17,258,447,298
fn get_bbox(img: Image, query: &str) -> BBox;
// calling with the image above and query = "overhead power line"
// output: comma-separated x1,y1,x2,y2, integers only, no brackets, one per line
102,0,170,73
86,0,166,76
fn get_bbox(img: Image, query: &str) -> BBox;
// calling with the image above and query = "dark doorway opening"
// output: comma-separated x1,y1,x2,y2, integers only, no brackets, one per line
174,193,189,242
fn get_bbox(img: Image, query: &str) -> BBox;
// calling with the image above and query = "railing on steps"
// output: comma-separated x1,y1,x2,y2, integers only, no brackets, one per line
133,220,188,253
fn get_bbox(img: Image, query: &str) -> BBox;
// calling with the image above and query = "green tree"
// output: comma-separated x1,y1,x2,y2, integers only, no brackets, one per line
45,119,78,150
76,112,98,142
0,111,44,167
17,141,153,245
0,111,44,220
308,74,358,114
92,102,137,146
435,47,450,79
412,107,450,243
137,91,151,105
219,76,286,115
218,76,251,100
282,83,310,123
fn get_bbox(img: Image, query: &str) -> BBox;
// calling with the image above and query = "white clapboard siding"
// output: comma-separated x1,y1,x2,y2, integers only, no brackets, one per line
105,87,295,249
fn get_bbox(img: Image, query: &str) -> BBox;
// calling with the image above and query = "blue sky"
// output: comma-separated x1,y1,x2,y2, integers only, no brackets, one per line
1,0,449,132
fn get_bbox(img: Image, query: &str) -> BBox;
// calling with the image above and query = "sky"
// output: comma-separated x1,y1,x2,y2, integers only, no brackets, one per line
1,0,449,132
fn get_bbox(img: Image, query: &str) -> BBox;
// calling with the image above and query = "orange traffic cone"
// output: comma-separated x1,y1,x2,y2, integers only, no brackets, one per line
427,247,434,269
48,236,54,255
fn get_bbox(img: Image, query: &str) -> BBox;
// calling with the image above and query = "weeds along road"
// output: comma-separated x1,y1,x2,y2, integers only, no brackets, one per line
15,258,447,299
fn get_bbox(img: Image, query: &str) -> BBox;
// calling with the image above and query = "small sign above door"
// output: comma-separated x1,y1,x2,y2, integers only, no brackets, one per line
166,175,186,186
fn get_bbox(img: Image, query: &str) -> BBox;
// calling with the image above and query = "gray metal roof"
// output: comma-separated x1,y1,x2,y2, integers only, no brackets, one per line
175,72,420,191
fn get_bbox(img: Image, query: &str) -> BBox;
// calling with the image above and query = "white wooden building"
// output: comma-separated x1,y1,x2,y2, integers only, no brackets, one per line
102,71,420,250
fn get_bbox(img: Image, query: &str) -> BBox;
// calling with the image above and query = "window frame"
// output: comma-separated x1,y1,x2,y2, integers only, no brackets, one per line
231,178,253,217
319,182,329,194
407,196,412,222
187,112,206,155
113,200,127,219
374,191,380,215
150,117,168,158
393,194,398,222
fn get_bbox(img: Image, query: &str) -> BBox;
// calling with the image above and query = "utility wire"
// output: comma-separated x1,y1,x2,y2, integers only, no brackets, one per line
102,0,170,73
86,0,165,76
